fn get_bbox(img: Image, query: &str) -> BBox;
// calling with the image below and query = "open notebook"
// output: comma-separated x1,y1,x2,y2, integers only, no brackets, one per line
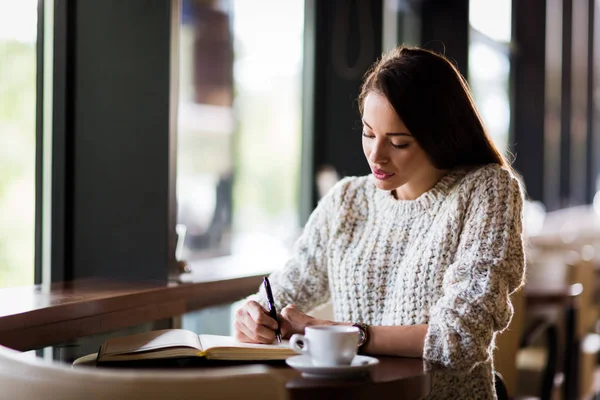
97,329,298,363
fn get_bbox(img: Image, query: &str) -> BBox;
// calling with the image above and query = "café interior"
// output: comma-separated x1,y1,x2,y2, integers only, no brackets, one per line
1,0,599,399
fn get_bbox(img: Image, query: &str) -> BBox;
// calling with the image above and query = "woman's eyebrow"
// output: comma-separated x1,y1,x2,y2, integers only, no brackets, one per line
362,119,412,137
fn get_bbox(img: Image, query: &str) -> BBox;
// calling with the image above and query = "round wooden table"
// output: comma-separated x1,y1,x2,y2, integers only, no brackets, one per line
74,354,430,399
272,356,430,400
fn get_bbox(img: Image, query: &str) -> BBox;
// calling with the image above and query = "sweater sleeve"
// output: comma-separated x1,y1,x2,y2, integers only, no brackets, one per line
250,178,347,312
423,167,526,373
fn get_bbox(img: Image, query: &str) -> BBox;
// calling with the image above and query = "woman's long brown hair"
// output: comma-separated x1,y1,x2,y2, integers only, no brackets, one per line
359,46,508,170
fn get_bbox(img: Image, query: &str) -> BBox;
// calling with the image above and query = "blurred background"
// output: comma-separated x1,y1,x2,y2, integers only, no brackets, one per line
4,0,600,398
0,0,519,289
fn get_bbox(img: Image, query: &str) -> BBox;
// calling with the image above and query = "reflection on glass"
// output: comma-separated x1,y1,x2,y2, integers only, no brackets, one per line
178,0,235,260
177,0,303,264
468,0,511,155
0,0,37,288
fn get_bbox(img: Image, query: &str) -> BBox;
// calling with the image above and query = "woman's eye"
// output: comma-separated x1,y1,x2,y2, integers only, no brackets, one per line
391,143,409,149
362,131,375,138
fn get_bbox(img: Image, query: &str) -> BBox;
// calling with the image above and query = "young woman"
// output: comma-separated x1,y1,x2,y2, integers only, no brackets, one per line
234,46,525,399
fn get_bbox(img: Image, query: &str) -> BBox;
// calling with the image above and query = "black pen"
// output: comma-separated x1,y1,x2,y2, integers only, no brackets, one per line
263,277,282,344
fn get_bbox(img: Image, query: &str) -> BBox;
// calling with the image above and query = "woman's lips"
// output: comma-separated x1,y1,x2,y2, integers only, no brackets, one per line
372,168,395,180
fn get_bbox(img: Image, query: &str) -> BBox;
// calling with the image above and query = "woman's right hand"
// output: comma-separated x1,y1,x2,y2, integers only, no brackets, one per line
233,300,279,344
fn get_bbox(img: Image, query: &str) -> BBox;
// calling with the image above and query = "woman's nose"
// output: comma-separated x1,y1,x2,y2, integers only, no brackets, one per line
369,140,388,164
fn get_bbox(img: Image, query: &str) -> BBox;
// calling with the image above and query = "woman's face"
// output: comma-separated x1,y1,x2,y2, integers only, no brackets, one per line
361,92,438,195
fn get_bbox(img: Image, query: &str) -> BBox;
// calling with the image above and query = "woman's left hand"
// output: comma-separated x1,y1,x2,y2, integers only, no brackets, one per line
279,304,335,338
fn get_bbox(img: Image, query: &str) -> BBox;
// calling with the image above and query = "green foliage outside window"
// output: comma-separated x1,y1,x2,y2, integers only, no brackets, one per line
0,38,36,288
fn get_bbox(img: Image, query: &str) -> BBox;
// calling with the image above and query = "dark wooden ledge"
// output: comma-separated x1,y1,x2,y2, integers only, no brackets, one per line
0,258,276,351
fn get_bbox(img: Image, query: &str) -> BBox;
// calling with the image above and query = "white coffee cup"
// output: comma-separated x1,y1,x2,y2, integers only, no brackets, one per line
289,325,359,366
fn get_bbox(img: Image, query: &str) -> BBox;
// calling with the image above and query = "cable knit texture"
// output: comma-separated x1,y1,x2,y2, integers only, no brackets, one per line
253,164,526,399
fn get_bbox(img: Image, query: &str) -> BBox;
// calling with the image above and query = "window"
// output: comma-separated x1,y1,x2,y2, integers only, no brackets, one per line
177,0,304,267
0,0,37,288
177,0,304,335
468,0,512,155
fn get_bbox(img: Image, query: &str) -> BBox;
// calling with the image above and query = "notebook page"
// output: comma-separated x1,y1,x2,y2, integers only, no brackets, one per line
198,334,291,351
103,329,202,355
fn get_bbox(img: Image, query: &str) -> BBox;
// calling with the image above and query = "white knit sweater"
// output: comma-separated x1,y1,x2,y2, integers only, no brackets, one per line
254,164,526,399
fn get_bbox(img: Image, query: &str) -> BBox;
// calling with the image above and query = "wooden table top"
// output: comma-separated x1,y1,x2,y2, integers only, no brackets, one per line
74,355,431,400
0,256,279,351
524,283,583,306
279,356,430,400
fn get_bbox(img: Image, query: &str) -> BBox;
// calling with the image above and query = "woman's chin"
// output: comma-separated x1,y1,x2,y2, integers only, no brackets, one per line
373,178,401,191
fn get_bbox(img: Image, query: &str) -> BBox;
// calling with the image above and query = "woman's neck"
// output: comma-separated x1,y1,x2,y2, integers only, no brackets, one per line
393,169,450,200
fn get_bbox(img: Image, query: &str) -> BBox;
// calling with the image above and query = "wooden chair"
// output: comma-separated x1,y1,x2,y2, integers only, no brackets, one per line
520,256,599,399
493,287,561,400
0,345,288,400
494,289,525,397
494,372,510,400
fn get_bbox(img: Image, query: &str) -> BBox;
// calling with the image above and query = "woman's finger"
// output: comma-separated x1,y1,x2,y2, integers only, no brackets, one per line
281,304,312,324
244,314,277,343
239,308,276,343
278,317,296,338
246,301,278,330
233,320,255,343
234,305,268,343
279,304,327,338
234,316,265,343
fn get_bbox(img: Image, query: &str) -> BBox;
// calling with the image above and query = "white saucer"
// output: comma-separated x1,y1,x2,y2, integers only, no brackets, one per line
285,355,379,379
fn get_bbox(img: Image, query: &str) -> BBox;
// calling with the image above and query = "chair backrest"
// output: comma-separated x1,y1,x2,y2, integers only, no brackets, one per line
494,372,510,400
567,259,597,338
0,345,288,400
493,288,525,397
